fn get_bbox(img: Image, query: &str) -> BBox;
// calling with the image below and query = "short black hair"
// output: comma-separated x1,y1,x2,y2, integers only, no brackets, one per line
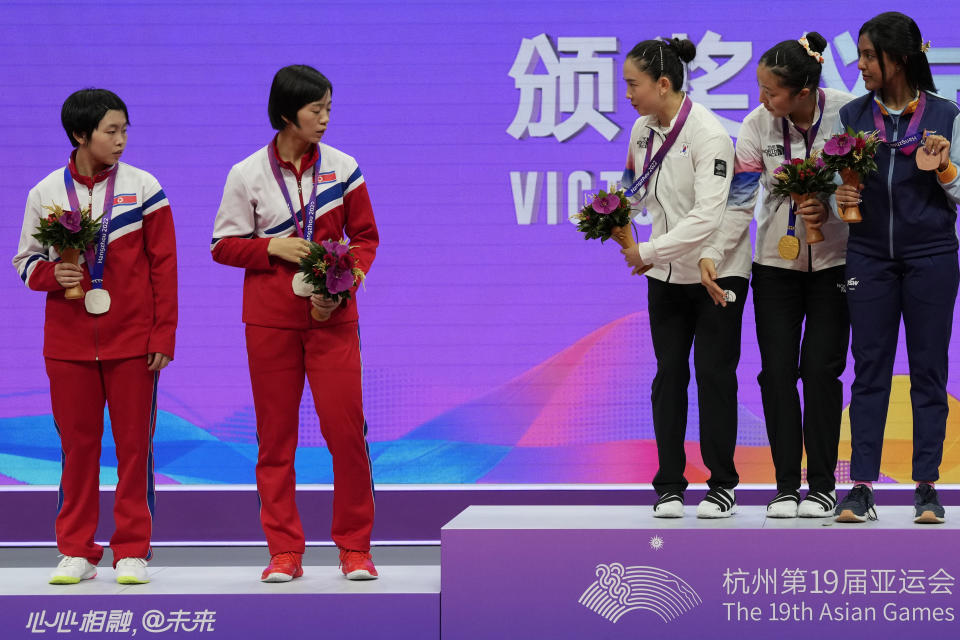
268,65,333,130
61,88,129,147
625,38,697,93
759,32,828,94
859,12,936,93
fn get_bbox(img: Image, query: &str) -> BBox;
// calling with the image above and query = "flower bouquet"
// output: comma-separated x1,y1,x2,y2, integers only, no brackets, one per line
32,204,99,299
297,239,366,321
574,189,634,248
770,153,837,244
820,128,880,223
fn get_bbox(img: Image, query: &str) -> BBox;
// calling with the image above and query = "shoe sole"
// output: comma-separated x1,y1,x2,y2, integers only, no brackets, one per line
835,509,867,523
344,570,378,580
697,507,737,519
116,576,150,585
261,572,299,583
49,573,95,585
765,510,798,519
914,510,945,524
653,512,683,519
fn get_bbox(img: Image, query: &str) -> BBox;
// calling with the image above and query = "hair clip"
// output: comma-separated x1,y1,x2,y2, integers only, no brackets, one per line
921,41,931,53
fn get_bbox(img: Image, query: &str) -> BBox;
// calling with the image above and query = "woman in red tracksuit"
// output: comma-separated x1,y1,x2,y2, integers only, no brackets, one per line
14,88,178,585
212,65,379,581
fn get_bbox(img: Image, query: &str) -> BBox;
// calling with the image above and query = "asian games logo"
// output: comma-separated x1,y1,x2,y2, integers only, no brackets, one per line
578,555,702,624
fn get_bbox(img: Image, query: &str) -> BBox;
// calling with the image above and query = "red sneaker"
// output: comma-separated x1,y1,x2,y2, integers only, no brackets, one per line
338,548,378,580
261,552,303,582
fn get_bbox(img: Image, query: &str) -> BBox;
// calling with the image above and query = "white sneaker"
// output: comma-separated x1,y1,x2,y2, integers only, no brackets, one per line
798,490,837,518
49,556,97,585
766,491,800,518
653,492,684,518
115,557,150,584
697,488,737,518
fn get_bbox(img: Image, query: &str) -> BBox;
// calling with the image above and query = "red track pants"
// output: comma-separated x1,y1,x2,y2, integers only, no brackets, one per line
245,322,374,554
45,356,158,567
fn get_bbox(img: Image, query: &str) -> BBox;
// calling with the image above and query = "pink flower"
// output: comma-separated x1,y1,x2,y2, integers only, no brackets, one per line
326,268,355,295
59,210,81,233
321,239,350,257
853,136,866,152
336,254,353,271
814,156,826,169
791,158,804,166
824,134,853,156
591,193,621,215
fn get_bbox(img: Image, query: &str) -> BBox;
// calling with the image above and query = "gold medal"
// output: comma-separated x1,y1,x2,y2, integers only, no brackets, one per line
778,235,800,260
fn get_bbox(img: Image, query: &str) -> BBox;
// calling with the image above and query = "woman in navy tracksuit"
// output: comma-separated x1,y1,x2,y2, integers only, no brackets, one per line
834,12,960,524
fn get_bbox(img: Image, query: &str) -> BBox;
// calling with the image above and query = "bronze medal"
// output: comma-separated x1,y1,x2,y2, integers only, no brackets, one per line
916,147,943,171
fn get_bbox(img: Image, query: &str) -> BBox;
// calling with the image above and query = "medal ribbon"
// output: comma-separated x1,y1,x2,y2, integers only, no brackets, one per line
268,144,321,240
624,95,693,199
781,88,826,239
872,91,927,155
63,164,118,290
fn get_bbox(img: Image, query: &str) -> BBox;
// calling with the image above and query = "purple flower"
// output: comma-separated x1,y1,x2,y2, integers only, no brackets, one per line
59,210,82,233
823,134,853,156
326,268,355,295
773,165,786,177
814,156,826,169
321,239,350,257
592,194,621,215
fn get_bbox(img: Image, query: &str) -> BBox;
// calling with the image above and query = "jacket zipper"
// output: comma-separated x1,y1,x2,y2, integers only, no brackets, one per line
89,185,100,361
650,129,672,283
886,114,898,259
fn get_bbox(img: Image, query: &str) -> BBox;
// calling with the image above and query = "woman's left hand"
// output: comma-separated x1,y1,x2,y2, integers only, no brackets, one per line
147,353,172,371
923,134,951,172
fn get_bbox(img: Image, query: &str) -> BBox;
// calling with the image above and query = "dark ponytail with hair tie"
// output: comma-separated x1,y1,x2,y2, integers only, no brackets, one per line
626,37,696,92
759,32,827,94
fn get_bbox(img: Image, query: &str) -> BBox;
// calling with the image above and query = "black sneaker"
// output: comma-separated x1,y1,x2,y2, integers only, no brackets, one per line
653,492,684,518
696,487,736,518
914,484,945,524
766,490,800,518
835,484,877,522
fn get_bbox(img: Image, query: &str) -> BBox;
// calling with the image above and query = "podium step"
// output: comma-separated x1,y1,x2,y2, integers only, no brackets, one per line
441,505,959,639
0,565,439,639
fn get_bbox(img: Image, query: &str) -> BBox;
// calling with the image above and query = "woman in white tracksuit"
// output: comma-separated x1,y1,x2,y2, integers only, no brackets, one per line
699,33,853,519
619,37,749,518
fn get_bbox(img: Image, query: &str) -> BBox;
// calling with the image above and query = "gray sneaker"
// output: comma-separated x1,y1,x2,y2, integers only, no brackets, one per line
835,484,877,523
914,484,945,524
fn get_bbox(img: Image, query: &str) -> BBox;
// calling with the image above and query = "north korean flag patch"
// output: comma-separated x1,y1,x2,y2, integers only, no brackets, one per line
113,194,138,206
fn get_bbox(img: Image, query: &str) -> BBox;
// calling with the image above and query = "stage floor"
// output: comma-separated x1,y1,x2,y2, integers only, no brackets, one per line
0,564,440,595
443,504,959,530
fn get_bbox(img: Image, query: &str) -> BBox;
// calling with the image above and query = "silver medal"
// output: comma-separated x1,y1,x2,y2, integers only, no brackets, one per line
291,272,315,297
84,288,111,315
